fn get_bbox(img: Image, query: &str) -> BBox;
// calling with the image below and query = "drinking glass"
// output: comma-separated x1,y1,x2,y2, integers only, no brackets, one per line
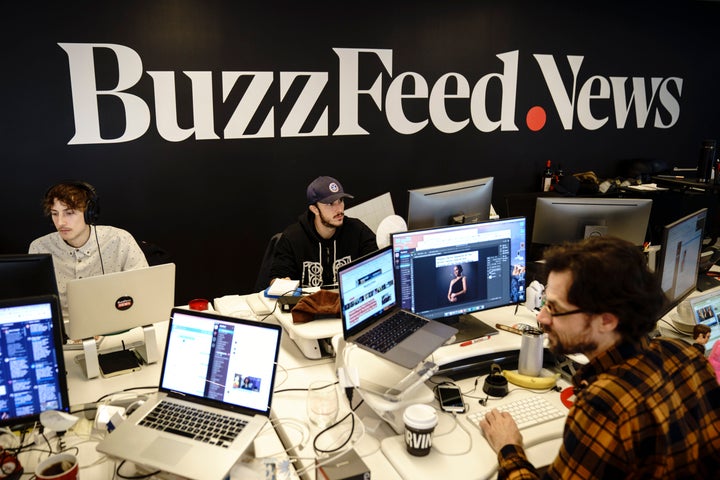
307,380,339,429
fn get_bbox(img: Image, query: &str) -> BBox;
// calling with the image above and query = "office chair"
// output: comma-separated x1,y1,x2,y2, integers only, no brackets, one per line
254,232,283,292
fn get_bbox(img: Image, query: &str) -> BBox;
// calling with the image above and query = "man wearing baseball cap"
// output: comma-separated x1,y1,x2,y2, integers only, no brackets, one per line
269,176,377,289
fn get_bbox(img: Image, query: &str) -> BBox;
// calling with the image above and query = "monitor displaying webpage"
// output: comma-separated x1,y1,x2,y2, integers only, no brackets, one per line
392,217,527,321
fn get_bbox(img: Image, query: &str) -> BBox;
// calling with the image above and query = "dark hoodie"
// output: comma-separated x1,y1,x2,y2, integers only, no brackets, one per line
269,211,377,288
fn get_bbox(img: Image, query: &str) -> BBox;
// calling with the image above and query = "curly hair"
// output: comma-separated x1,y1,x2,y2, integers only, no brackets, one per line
42,182,92,216
543,236,664,341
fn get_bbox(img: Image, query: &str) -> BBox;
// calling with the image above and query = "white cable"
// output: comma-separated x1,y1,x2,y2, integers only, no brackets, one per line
430,409,473,456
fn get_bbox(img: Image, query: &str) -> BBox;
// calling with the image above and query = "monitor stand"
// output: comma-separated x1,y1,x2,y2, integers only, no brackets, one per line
74,324,160,379
440,314,499,345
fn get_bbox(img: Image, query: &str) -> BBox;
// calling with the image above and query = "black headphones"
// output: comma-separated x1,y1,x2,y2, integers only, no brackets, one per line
45,181,100,225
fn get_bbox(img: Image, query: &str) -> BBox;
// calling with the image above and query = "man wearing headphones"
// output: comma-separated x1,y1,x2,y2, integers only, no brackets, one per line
269,176,376,289
28,181,148,341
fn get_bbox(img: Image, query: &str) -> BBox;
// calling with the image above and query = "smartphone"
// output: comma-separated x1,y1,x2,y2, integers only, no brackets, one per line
437,385,465,413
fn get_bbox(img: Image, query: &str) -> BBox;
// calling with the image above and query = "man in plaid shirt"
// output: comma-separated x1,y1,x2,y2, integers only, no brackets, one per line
479,236,720,479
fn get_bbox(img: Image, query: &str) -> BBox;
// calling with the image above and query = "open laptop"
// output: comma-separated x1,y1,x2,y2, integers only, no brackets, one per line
97,308,282,480
66,263,175,340
0,295,70,428
339,246,457,368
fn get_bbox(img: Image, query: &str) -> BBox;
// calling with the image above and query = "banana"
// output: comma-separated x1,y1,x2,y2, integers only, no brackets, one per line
502,369,560,389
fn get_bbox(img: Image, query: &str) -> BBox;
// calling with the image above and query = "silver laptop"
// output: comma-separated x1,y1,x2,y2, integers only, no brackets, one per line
66,263,175,339
97,308,282,480
339,246,457,368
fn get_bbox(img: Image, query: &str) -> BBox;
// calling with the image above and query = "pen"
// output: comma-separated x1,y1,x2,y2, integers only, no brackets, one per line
459,335,492,347
657,175,685,179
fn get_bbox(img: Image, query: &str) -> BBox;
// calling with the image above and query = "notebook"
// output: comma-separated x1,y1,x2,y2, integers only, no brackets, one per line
66,263,176,340
339,246,457,368
97,308,282,480
0,295,70,428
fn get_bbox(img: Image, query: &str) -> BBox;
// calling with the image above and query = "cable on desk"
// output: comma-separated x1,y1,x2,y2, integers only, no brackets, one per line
656,318,686,335
431,410,474,456
116,459,161,479
94,386,158,404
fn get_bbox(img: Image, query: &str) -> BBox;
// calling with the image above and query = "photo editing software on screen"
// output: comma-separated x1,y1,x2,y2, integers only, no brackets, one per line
391,217,527,322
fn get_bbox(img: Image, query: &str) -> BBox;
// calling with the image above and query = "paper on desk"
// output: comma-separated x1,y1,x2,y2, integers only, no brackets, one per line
625,183,668,191
267,278,300,297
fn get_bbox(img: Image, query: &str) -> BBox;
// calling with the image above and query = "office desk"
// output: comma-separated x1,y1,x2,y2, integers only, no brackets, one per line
260,301,572,480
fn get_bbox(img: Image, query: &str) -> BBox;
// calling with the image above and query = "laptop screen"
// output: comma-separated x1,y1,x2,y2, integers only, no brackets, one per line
339,247,398,336
160,309,281,416
0,295,70,428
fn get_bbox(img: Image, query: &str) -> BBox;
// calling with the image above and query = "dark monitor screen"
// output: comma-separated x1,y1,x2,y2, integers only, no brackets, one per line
0,295,70,428
391,217,527,327
0,254,59,301
532,197,652,246
656,208,707,317
407,177,494,230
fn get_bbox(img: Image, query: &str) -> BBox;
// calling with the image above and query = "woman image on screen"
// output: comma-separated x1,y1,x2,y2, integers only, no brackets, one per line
448,265,467,303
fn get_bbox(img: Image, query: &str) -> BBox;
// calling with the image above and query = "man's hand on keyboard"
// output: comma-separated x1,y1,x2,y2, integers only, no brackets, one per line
478,409,523,454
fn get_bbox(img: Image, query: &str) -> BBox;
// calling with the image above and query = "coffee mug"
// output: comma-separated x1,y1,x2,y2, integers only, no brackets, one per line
35,453,79,480
403,404,438,456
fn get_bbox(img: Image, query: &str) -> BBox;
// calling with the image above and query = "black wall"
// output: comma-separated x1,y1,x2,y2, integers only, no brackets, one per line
3,1,720,304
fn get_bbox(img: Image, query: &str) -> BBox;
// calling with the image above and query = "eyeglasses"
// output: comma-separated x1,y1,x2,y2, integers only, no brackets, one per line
539,294,586,318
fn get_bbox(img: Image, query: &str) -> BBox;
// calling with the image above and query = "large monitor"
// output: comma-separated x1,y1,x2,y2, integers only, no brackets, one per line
656,208,707,317
532,197,653,246
407,177,494,230
0,295,70,428
391,217,526,341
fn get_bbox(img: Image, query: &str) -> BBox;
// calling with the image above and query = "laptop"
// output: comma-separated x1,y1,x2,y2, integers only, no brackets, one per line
97,308,282,480
0,295,70,428
339,246,457,368
66,263,175,339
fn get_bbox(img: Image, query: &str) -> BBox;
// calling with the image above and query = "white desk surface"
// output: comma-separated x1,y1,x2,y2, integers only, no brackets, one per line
59,314,296,480
264,302,573,480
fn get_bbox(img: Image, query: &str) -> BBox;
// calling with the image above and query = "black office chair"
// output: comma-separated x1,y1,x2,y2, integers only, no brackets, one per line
254,233,282,292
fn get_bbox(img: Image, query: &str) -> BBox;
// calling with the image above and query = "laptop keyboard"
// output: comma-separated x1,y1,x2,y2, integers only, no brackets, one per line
139,401,248,448
357,311,426,353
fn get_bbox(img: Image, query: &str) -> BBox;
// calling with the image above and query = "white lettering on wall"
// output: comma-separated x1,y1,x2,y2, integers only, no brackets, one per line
59,43,684,145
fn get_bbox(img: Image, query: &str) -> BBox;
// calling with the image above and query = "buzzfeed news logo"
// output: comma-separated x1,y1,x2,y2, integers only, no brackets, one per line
59,44,683,145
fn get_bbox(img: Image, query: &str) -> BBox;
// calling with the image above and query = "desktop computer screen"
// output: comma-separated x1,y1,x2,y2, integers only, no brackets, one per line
532,197,652,246
656,208,707,317
0,295,70,427
407,177,494,230
391,217,527,328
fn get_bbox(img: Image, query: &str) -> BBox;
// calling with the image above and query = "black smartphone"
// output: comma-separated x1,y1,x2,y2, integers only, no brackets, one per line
438,385,465,413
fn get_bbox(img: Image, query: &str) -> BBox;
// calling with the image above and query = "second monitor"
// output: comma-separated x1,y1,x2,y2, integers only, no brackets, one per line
391,217,526,342
407,177,494,230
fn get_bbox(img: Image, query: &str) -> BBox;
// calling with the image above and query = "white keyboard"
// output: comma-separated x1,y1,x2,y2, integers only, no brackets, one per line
467,396,565,431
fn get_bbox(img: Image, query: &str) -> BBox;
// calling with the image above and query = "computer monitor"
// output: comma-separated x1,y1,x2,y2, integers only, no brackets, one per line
0,295,70,428
391,217,527,340
407,177,494,230
0,253,59,301
656,208,707,317
532,197,653,246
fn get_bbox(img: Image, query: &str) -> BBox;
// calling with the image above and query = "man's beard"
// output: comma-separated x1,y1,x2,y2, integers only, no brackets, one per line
543,322,598,356
319,209,343,229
